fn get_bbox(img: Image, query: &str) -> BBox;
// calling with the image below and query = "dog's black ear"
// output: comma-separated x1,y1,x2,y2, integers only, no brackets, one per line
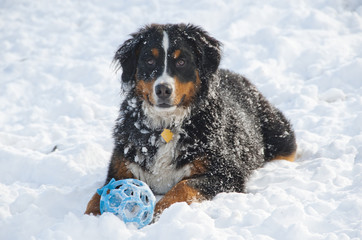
184,24,222,78
113,32,144,83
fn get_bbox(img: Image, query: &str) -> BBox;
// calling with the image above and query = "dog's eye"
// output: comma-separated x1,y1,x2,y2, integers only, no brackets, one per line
176,59,186,67
146,59,156,66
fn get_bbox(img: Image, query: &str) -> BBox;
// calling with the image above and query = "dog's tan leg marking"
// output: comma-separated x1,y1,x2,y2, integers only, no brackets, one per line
272,150,297,162
85,154,134,215
84,193,101,215
154,180,205,216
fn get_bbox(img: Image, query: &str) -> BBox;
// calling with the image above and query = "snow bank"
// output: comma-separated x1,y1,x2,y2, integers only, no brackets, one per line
1,0,361,239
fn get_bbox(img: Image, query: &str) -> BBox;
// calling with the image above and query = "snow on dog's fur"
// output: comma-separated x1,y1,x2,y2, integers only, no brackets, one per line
85,23,297,218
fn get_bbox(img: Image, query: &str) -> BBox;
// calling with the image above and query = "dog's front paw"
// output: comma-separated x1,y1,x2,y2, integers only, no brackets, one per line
153,180,205,216
84,193,101,216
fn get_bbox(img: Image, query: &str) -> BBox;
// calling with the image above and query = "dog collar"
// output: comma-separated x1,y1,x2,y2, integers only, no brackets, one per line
161,129,173,143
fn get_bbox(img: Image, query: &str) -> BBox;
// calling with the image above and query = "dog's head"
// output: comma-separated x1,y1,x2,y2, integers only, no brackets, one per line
114,24,221,114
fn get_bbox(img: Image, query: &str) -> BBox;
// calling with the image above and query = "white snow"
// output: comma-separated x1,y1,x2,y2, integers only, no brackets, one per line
1,0,362,239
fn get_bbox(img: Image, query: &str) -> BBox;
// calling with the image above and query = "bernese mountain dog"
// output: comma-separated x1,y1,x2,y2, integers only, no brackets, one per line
85,23,297,218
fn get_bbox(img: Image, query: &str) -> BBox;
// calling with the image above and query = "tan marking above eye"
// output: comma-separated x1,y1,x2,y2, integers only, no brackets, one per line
151,48,159,58
173,49,181,59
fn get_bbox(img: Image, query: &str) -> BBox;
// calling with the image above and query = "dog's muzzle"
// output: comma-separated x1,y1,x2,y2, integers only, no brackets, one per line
155,83,173,108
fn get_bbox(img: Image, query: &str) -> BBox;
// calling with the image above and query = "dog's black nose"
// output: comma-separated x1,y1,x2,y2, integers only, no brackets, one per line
155,84,172,99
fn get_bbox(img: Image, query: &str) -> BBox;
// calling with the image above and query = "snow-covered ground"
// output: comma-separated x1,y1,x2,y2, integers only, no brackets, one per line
1,0,362,239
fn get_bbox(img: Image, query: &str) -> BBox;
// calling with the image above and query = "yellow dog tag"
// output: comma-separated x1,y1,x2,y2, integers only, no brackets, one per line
161,129,173,143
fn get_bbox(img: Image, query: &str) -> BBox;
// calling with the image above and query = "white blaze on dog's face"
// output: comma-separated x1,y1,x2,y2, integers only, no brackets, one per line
152,32,176,112
135,29,201,120
130,30,203,192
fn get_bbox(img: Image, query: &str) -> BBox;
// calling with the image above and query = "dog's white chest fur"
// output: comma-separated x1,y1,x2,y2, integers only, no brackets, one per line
128,129,191,194
127,102,192,194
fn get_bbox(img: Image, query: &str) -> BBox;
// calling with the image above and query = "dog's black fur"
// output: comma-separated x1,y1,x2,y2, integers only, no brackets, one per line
85,23,297,216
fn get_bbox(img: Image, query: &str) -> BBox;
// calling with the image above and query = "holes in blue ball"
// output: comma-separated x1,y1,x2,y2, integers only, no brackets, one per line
141,211,149,221
132,181,141,187
123,188,134,197
100,179,155,228
109,192,122,208
141,194,150,205
115,183,124,189
124,202,141,218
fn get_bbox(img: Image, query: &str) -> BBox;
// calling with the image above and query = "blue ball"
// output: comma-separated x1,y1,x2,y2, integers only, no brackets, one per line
97,178,156,228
